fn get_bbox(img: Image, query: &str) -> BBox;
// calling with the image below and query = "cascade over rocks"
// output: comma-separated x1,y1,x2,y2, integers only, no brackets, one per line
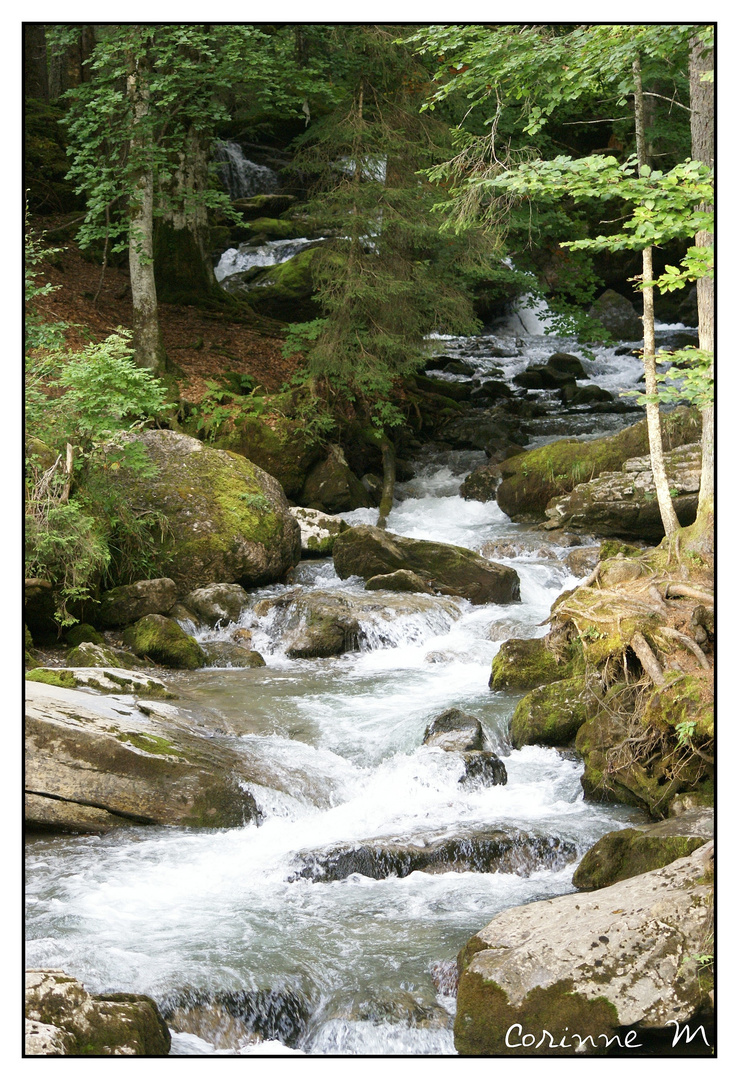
543,443,701,540
109,430,300,593
25,969,171,1056
25,680,260,832
454,843,714,1055
422,707,508,787
333,525,521,605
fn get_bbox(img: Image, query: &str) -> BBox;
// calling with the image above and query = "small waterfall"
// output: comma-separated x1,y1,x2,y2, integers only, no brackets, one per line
213,141,279,199
215,238,317,284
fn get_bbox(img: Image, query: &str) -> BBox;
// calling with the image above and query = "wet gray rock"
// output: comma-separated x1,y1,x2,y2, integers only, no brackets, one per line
423,707,486,752
294,829,576,882
365,569,434,594
587,288,643,340
202,642,266,668
289,506,348,556
181,583,250,627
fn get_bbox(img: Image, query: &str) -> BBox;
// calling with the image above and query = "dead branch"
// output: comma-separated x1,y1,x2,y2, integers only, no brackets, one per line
659,626,711,670
664,583,714,605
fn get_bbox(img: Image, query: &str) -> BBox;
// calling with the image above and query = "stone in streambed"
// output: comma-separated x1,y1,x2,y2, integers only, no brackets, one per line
181,583,250,627
423,707,487,752
201,642,266,668
490,637,577,692
333,525,520,606
25,969,171,1056
122,614,206,669
289,505,348,557
509,677,587,749
365,569,434,594
572,810,713,890
97,577,178,628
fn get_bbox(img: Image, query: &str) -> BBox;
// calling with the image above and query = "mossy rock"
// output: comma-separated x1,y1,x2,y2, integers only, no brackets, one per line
495,408,699,522
242,217,306,241
299,444,371,515
242,247,320,321
213,411,325,500
642,672,714,740
489,637,577,692
572,828,707,890
64,623,104,648
108,430,300,592
509,676,587,748
67,643,124,668
26,669,80,690
122,614,206,670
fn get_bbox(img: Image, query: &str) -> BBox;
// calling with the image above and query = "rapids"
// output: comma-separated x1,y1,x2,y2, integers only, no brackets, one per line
26,323,694,1055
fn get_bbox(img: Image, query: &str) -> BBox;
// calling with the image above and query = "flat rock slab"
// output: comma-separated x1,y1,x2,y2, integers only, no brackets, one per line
455,843,714,1055
25,680,258,832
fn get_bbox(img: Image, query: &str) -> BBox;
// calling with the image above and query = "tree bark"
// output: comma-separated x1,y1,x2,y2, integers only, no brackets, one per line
377,437,396,529
126,48,166,374
24,25,48,102
633,56,680,539
688,33,715,551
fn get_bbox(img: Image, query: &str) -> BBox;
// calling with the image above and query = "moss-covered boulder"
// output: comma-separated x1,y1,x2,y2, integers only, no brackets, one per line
495,408,699,522
26,666,174,697
122,614,206,670
290,506,349,557
213,411,324,501
64,623,104,647
25,969,171,1056
201,642,266,668
235,246,320,321
25,680,259,832
97,578,178,629
572,812,712,890
454,843,714,1055
298,444,372,514
110,431,300,592
489,637,576,692
333,525,520,606
67,642,124,668
509,677,587,749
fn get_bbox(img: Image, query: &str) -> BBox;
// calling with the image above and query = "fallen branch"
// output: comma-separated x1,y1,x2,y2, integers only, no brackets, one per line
630,631,665,686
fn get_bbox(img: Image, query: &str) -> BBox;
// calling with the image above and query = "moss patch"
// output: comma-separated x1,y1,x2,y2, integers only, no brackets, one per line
490,638,578,692
454,973,619,1056
510,676,587,748
573,829,707,890
122,614,206,670
26,668,79,689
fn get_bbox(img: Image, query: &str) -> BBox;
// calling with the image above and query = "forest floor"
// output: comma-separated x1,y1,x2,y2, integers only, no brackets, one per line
30,217,298,401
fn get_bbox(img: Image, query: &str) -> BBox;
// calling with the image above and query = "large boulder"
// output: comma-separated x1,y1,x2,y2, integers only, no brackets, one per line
181,583,250,627
212,410,324,500
572,809,713,890
489,637,576,692
25,969,171,1056
587,289,643,340
454,843,714,1055
495,409,699,522
543,443,701,540
108,430,300,592
25,680,259,831
227,246,320,320
97,578,177,628
333,525,520,606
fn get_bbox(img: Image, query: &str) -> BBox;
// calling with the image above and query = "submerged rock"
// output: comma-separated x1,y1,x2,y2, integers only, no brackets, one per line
294,829,576,882
454,843,714,1055
26,970,171,1056
572,810,713,890
161,986,313,1050
202,642,266,668
333,525,520,606
25,680,259,832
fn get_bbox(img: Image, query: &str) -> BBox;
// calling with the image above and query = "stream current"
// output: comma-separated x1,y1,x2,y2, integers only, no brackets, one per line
25,322,694,1055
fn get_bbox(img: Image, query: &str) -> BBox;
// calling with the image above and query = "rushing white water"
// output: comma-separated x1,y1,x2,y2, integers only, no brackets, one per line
25,329,653,1056
215,238,318,284
213,141,279,199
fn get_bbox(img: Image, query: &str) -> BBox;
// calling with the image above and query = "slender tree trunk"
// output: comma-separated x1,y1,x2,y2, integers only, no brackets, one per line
633,56,680,538
126,50,166,373
688,33,715,552
377,437,396,529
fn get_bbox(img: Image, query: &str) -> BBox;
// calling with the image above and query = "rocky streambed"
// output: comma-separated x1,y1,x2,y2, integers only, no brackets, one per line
25,321,713,1055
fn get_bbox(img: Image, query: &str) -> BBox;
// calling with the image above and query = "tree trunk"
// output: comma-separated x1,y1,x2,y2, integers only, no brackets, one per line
376,437,396,529
154,125,219,305
633,56,680,538
126,49,166,374
24,25,48,102
688,33,715,553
